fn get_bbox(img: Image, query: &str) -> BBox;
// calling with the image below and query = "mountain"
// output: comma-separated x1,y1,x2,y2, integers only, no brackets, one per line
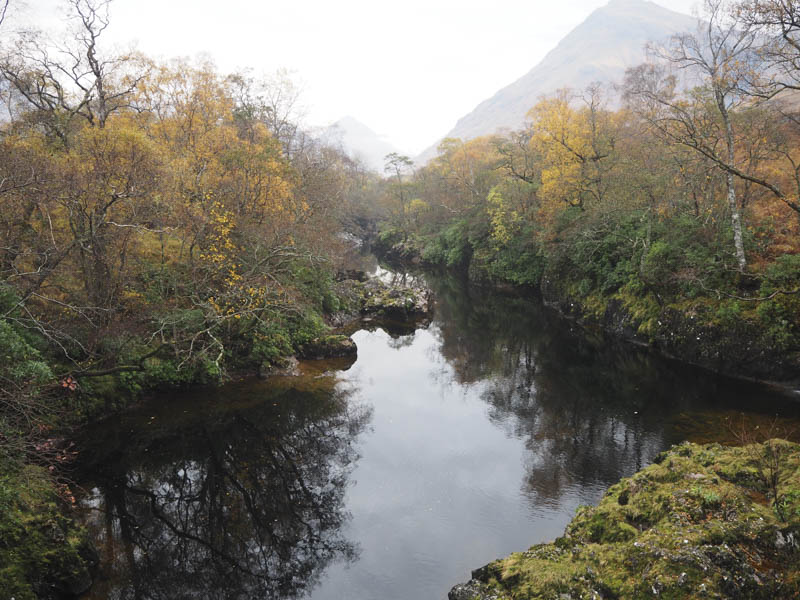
418,0,698,162
323,116,400,173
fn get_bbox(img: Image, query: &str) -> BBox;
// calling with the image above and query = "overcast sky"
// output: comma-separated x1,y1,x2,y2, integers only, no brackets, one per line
12,0,698,154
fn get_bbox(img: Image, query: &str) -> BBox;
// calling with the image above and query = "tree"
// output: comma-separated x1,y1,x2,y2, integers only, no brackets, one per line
383,152,415,229
737,0,800,96
529,86,619,216
625,0,766,270
0,0,147,145
0,0,361,383
428,136,502,218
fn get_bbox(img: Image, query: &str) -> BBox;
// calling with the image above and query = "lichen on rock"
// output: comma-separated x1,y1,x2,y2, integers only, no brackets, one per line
358,278,432,320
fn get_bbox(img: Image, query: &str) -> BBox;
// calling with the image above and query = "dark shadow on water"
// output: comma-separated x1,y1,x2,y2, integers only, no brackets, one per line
75,375,371,600
426,271,800,507
73,263,800,600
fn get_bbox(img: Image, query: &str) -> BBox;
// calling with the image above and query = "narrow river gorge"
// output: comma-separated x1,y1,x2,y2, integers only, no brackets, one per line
72,265,800,600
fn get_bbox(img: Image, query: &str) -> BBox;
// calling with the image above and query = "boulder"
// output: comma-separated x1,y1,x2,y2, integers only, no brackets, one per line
298,335,358,360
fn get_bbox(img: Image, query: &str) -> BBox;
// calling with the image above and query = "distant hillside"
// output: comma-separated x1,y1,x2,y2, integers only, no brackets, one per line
324,116,401,173
418,0,697,163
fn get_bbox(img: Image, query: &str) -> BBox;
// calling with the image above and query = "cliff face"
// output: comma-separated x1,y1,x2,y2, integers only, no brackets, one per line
419,0,697,163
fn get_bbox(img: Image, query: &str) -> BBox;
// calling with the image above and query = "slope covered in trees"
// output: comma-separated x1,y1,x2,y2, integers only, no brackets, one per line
372,0,800,386
0,2,382,594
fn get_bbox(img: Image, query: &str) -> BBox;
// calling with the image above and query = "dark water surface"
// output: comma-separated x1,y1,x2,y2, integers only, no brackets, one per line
74,269,800,600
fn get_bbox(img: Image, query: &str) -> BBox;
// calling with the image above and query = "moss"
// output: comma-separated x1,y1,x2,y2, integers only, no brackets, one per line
467,441,800,600
298,334,357,359
614,284,661,338
0,460,94,600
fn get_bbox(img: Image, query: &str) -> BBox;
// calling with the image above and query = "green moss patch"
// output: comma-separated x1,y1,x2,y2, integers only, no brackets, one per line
0,461,94,600
466,441,800,599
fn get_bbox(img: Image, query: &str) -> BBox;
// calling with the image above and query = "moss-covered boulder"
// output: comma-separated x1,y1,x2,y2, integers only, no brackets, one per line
329,275,433,329
0,462,95,600
359,278,432,319
298,334,358,360
451,441,800,600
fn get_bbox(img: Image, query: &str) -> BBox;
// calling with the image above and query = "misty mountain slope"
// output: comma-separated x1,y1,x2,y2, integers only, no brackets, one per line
418,0,697,162
323,116,400,173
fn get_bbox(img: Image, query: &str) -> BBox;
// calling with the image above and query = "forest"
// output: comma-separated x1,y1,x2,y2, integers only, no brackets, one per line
2,0,800,597
372,1,800,382
0,1,382,594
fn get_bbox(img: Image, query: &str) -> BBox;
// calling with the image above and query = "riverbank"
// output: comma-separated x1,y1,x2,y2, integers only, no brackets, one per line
540,275,800,392
3,268,436,599
449,440,800,600
0,461,95,600
372,233,800,392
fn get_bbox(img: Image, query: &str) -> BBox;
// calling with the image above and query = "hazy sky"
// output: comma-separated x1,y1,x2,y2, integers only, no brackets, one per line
13,0,699,154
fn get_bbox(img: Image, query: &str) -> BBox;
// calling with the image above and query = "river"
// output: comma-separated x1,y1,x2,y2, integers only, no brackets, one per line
73,265,800,600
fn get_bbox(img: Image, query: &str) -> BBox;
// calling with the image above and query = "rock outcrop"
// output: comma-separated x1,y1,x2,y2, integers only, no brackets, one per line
449,440,800,599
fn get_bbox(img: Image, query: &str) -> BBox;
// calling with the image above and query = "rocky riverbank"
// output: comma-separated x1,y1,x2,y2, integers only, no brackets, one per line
372,234,800,391
540,276,800,392
258,272,432,377
449,440,800,600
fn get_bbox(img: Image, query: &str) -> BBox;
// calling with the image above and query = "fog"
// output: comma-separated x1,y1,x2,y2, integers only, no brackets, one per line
11,0,698,154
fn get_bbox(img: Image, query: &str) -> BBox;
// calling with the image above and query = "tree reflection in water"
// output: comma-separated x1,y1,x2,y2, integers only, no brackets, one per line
76,377,371,600
428,272,798,507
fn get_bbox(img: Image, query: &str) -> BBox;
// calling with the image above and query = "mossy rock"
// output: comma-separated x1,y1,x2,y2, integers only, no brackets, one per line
359,278,432,318
0,462,95,600
298,335,358,360
452,440,800,600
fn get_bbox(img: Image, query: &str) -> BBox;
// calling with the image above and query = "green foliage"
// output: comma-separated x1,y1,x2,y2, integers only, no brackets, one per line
421,220,473,268
641,240,680,289
549,210,644,296
0,322,52,385
251,320,294,365
761,253,800,291
247,310,325,368
374,226,406,253
714,299,743,326
472,224,545,286
293,264,340,313
0,462,93,600
756,254,800,349
288,311,327,347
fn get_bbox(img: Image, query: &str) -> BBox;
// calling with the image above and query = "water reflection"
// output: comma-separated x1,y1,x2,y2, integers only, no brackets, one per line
427,272,800,507
77,376,371,600
73,266,800,600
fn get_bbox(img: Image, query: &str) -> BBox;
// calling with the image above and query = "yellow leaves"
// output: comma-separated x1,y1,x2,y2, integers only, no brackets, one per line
487,186,521,247
528,88,618,217
407,198,429,215
1,53,323,338
430,136,502,214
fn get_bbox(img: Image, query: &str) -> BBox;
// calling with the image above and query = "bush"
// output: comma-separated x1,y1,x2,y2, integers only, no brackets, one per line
756,254,800,349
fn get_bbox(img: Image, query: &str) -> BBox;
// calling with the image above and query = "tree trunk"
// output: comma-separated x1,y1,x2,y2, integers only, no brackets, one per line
720,102,747,271
726,170,747,271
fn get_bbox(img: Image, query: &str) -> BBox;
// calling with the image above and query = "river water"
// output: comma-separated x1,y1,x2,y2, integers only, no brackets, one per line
73,267,800,600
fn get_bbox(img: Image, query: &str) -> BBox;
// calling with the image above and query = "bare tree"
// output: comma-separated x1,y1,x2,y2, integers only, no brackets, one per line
0,0,146,144
737,0,800,95
0,1,9,29
626,0,765,270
